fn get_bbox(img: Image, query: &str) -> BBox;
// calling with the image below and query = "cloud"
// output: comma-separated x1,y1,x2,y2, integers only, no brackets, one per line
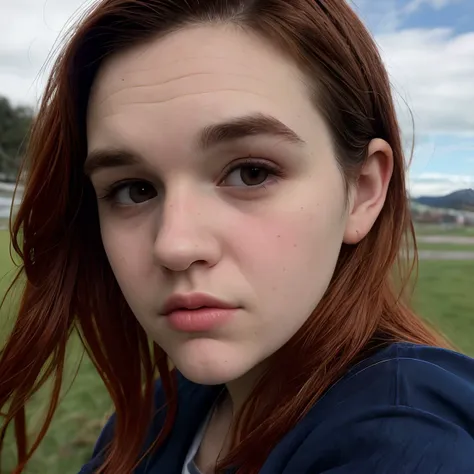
353,0,462,34
0,0,473,198
376,28,474,138
0,0,95,105
404,0,460,15
409,173,474,196
2,1,472,137
350,0,405,33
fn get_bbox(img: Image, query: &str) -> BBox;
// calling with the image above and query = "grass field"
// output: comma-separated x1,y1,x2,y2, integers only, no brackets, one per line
413,261,474,354
415,223,474,237
1,229,474,473
0,232,112,473
417,243,474,252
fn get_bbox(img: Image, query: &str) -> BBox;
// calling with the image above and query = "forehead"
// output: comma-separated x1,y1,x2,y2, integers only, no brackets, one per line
87,24,330,154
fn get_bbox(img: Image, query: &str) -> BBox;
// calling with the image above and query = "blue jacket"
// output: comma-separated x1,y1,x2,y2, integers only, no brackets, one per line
79,343,474,473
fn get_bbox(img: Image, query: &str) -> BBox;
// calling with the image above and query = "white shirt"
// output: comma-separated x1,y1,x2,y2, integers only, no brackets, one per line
181,402,216,474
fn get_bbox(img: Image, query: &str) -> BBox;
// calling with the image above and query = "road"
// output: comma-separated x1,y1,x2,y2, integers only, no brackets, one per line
417,236,474,245
416,235,474,260
418,250,474,261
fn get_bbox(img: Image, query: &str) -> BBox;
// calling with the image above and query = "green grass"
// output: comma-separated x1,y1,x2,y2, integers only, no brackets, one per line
417,243,474,252
1,230,474,472
0,229,12,261
1,354,110,474
415,223,474,237
0,231,15,315
0,231,109,473
415,260,474,355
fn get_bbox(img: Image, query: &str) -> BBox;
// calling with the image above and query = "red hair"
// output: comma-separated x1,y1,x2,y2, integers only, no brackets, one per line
0,1,449,473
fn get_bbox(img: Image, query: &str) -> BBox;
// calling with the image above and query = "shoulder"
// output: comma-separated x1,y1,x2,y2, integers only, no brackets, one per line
349,340,474,380
283,343,474,474
333,342,474,420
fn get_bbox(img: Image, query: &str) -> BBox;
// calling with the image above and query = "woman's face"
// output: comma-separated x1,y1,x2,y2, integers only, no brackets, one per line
86,25,353,385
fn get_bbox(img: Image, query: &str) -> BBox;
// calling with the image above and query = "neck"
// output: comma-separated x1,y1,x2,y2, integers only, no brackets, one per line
225,361,268,416
193,363,269,472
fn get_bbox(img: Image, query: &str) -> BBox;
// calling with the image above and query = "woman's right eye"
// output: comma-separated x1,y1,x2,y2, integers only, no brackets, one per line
103,181,158,206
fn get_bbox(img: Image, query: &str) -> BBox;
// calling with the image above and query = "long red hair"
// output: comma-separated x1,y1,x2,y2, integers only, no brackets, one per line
0,1,449,473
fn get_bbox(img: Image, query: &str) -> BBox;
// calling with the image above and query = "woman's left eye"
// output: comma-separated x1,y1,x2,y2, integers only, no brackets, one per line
220,164,276,187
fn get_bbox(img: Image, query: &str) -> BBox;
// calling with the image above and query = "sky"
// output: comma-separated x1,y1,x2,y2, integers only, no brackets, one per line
0,0,473,197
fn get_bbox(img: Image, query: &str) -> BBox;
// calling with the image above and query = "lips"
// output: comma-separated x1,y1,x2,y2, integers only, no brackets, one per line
161,292,236,316
161,293,238,332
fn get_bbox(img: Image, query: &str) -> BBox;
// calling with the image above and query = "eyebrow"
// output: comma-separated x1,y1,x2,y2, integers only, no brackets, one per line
199,113,305,150
84,149,140,177
84,113,305,176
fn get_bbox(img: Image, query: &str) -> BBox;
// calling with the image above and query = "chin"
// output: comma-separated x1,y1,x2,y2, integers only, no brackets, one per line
168,338,256,386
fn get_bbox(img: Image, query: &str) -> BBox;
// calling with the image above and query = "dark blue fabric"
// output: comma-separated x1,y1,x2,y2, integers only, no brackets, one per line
79,343,474,473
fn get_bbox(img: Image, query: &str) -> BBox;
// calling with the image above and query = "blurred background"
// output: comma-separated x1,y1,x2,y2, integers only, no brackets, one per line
0,0,473,472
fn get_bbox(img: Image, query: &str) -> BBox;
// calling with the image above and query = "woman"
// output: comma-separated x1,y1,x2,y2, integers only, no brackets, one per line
1,0,474,473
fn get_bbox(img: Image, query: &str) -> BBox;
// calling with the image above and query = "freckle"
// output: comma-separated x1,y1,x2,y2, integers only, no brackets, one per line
293,244,297,248
300,207,304,210
277,234,281,238
272,286,276,291
283,267,286,272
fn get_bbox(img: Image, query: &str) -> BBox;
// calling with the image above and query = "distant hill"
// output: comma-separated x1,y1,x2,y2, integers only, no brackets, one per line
414,189,474,211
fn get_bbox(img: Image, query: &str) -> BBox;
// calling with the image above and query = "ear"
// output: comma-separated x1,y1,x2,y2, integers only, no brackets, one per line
343,138,394,244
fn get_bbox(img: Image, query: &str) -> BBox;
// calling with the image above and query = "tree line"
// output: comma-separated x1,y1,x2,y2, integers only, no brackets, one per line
0,95,33,181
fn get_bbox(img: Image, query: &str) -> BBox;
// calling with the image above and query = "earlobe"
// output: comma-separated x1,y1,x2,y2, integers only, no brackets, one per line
343,225,362,245
343,138,394,245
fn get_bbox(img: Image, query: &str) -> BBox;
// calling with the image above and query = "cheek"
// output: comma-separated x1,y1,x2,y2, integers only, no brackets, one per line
99,217,156,301
231,195,346,314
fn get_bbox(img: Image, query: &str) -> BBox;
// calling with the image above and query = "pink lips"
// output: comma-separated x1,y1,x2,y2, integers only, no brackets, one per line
161,293,237,332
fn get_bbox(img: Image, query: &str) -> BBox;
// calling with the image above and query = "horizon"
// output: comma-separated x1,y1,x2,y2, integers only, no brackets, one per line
1,178,473,222
0,0,473,196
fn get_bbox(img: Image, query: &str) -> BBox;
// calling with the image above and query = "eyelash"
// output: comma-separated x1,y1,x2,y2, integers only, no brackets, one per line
98,157,283,203
219,157,284,184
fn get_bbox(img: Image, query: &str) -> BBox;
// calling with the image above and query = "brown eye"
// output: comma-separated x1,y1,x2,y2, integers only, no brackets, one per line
128,182,157,203
240,166,269,186
222,165,271,187
113,181,158,205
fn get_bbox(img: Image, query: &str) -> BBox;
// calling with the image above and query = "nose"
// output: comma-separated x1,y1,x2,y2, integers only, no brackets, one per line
153,187,221,272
